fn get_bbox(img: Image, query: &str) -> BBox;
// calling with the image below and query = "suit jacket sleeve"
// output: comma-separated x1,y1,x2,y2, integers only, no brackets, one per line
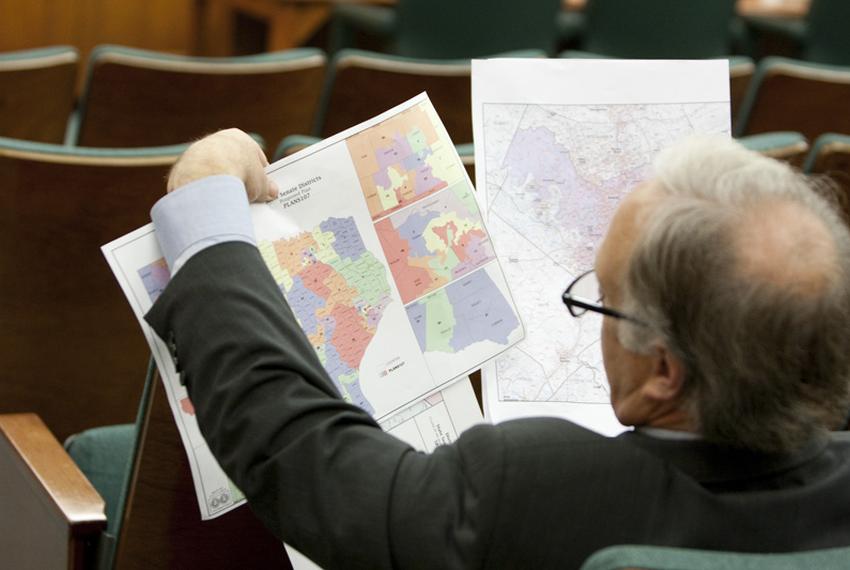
144,241,506,569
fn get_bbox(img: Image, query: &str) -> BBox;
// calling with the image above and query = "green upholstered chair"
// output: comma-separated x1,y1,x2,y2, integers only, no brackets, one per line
273,133,320,161
0,138,189,444
558,0,737,59
68,45,326,148
804,133,850,225
316,49,544,144
331,0,562,58
734,57,850,142
737,131,809,166
743,0,850,66
806,133,850,176
1,361,289,569
0,46,78,143
580,544,850,570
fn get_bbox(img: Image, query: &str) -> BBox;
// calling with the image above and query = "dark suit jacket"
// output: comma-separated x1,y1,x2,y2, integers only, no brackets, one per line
146,242,850,569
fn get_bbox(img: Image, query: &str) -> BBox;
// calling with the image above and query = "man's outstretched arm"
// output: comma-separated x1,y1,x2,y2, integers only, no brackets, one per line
143,130,504,569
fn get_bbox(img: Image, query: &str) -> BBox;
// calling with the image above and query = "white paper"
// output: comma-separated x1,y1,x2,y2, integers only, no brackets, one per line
471,59,731,435
102,93,516,520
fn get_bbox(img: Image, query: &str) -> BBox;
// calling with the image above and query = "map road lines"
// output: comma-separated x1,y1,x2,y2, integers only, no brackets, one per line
484,101,729,405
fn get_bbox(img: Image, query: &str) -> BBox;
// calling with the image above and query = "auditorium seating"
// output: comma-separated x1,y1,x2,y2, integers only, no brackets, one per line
743,0,850,66
805,133,850,225
331,0,562,58
0,46,78,143
69,45,326,148
0,138,185,443
0,364,288,569
737,131,809,166
558,0,737,59
734,57,850,142
316,49,544,144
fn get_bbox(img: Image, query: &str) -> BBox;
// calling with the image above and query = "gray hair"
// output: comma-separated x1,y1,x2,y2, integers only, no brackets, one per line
620,135,850,453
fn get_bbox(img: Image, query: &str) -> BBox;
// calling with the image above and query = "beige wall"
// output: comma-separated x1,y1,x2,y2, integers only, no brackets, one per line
0,0,195,88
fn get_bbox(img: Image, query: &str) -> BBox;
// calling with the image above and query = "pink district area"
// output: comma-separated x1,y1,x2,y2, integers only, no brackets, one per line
330,304,374,369
375,218,444,304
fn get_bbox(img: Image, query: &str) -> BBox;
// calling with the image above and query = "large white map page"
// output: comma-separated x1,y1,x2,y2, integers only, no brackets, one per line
472,59,731,434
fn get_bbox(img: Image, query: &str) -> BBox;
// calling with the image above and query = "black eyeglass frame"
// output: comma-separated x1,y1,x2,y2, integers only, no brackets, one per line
561,269,648,326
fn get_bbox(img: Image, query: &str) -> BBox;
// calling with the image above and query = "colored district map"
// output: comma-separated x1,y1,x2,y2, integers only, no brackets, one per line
375,180,496,304
139,257,171,303
347,101,464,220
406,267,520,354
259,216,392,416
483,102,729,404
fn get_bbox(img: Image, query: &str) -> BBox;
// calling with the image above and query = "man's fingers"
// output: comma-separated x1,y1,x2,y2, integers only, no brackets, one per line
267,179,280,201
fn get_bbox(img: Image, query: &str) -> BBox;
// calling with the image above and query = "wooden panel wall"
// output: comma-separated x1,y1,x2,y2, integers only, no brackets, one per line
0,0,195,87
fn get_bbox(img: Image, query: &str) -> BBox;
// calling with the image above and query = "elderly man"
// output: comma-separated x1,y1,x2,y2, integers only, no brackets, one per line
146,129,850,569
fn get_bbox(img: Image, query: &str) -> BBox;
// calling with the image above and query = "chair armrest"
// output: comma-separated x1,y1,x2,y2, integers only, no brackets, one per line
0,413,106,570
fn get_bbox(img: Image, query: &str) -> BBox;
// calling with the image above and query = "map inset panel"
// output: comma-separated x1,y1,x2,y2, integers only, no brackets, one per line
375,180,495,305
347,102,464,220
406,266,520,355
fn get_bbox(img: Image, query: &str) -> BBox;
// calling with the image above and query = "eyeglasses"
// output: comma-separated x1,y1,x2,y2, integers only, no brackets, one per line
561,269,648,326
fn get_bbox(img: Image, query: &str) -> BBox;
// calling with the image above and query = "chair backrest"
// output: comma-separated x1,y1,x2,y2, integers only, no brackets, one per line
318,49,544,143
318,49,473,142
734,57,850,141
0,46,78,143
804,133,850,225
72,45,326,148
580,544,850,570
394,0,562,58
583,0,736,58
0,138,186,443
804,0,850,65
274,134,321,161
112,371,289,569
729,56,755,132
737,131,809,166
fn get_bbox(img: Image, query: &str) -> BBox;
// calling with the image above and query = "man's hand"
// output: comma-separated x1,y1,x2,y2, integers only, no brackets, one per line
167,128,279,202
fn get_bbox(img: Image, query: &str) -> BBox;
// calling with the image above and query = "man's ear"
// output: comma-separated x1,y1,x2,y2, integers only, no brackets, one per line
640,344,686,402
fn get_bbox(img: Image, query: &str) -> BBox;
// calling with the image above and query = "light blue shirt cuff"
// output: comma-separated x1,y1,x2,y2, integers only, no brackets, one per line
150,175,256,273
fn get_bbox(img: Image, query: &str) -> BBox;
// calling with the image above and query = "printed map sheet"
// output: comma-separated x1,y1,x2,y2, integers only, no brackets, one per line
103,93,522,520
471,59,730,435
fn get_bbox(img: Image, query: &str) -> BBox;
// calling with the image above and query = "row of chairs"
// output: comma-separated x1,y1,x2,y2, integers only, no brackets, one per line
6,44,850,153
335,0,850,65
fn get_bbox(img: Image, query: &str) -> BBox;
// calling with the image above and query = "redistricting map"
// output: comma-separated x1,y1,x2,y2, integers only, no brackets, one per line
259,216,392,416
347,102,464,220
406,267,520,354
375,179,496,304
483,102,729,405
138,257,170,303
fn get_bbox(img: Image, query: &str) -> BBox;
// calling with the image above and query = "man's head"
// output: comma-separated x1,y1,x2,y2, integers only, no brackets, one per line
597,136,850,453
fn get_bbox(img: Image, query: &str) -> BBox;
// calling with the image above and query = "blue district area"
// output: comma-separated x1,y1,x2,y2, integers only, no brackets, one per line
397,210,441,257
445,269,519,351
319,216,367,261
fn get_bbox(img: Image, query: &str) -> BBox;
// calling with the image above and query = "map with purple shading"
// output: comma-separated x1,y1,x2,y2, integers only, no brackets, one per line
482,101,729,404
375,180,496,304
138,258,170,303
346,101,464,220
258,216,393,415
406,266,520,354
